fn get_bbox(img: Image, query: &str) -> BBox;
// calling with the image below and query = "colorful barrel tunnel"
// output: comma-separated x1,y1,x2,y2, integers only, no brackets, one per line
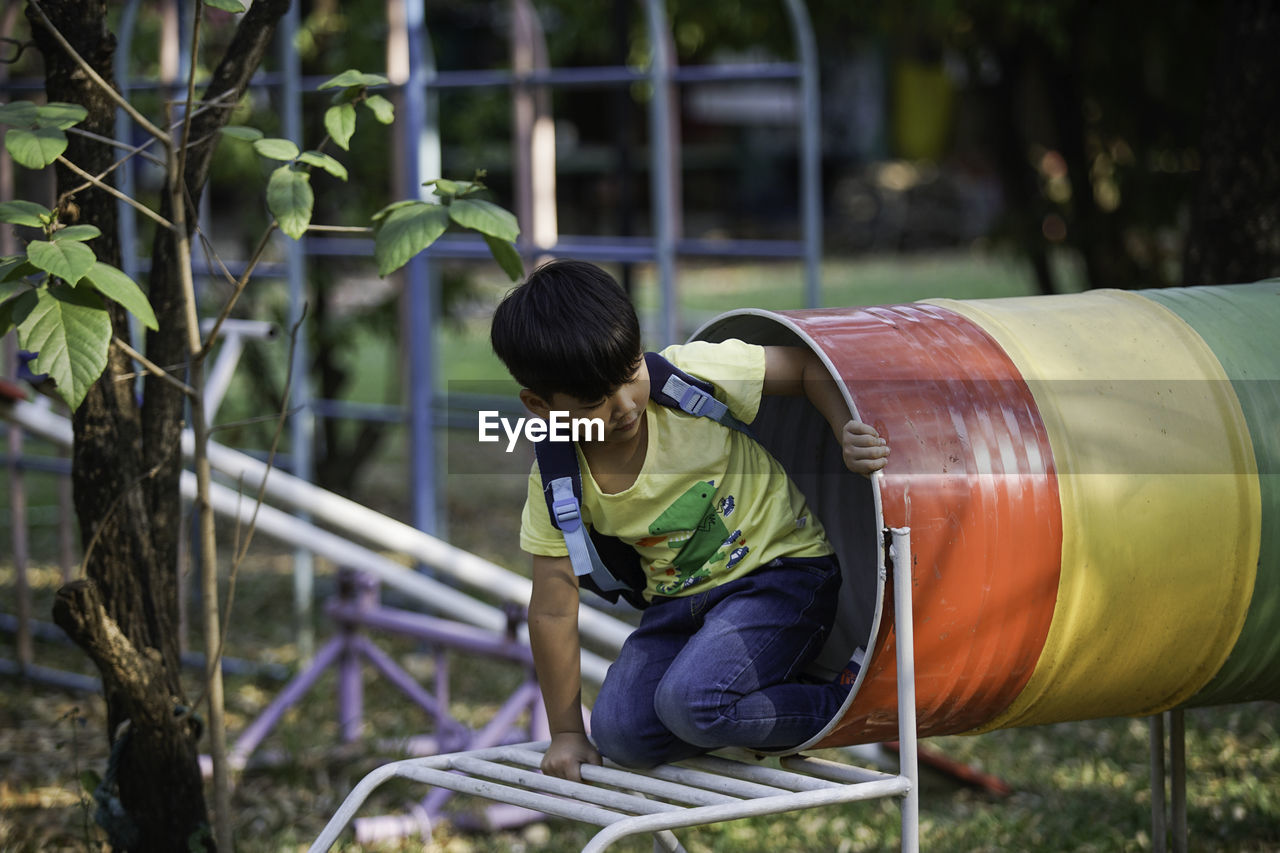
692,280,1280,748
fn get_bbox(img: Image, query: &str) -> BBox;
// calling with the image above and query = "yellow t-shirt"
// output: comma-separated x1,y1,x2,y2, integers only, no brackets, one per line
520,339,832,600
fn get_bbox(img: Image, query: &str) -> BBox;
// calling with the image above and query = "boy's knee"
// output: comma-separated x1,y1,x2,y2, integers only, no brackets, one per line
654,679,729,749
589,687,660,769
590,716,660,769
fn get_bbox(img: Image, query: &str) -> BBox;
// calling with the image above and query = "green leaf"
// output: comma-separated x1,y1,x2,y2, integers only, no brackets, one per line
483,234,524,282
373,202,449,276
83,262,158,330
0,256,38,283
5,127,68,169
53,225,102,243
427,179,463,199
448,198,520,243
0,297,16,338
15,285,111,411
0,101,38,127
267,166,313,240
79,769,102,795
35,102,88,130
318,70,389,91
27,239,96,286
0,200,52,227
298,150,349,181
324,104,356,151
364,94,395,125
1,278,31,305
252,137,300,162
204,0,246,11
220,125,264,142
371,199,418,223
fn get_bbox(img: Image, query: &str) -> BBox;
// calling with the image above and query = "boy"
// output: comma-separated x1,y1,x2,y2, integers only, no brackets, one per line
490,259,888,781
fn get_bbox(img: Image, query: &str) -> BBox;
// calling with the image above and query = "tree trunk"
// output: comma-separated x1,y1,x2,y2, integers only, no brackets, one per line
1182,0,1280,285
27,2,209,850
28,0,294,848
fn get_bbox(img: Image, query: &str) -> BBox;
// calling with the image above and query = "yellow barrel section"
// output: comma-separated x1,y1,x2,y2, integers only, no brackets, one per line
927,290,1260,729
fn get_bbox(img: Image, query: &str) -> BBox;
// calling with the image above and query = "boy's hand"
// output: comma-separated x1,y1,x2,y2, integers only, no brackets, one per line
541,731,602,782
842,420,889,475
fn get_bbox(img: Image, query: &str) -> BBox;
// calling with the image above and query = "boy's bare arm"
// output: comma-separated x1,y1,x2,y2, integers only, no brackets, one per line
762,346,889,475
529,554,602,781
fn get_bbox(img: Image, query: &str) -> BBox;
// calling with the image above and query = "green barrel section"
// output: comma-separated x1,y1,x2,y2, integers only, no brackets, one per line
1140,281,1280,705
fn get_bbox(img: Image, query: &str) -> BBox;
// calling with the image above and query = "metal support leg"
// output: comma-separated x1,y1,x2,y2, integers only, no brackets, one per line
1150,709,1187,853
890,527,919,853
1170,709,1186,853
1150,713,1167,853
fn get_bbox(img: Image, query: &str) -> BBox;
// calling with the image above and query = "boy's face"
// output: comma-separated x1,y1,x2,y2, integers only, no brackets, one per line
520,358,650,444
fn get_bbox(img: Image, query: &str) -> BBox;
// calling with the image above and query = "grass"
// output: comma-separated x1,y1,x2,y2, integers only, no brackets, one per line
3,251,1277,851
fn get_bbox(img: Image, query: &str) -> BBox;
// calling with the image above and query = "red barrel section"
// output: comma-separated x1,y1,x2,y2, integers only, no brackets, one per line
696,303,1063,744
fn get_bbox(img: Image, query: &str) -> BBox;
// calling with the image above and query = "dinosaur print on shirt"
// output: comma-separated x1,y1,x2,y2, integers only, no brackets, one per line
650,480,748,595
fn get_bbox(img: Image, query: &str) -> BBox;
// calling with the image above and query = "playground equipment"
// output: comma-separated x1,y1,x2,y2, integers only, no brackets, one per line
693,280,1278,748
312,528,921,853
311,280,1277,851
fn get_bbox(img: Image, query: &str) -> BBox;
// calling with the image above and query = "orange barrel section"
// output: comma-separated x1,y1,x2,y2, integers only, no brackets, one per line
694,303,1063,745
1140,282,1280,706
930,290,1259,730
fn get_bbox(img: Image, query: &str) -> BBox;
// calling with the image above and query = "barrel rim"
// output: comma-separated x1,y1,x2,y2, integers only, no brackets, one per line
691,307,887,748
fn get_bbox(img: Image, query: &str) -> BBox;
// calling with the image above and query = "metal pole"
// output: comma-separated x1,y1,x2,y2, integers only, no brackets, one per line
891,526,919,853
113,0,143,290
1150,714,1167,853
280,0,317,659
643,0,678,345
511,0,558,253
782,0,822,309
404,0,442,538
1171,709,1187,853
0,32,30,670
7,413,32,672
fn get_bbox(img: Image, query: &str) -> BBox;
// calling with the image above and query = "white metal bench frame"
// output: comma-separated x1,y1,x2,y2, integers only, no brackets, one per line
310,528,920,853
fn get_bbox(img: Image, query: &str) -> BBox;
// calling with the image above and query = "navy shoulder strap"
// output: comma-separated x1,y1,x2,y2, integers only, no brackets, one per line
644,351,755,438
534,438,631,594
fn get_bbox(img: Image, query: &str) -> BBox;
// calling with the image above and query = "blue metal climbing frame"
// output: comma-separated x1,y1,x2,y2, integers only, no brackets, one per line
2,0,824,641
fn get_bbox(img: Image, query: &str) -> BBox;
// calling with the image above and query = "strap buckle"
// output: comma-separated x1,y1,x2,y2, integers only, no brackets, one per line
678,385,711,416
552,496,581,531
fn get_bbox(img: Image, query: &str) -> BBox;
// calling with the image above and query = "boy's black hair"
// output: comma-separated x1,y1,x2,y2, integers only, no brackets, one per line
490,259,643,402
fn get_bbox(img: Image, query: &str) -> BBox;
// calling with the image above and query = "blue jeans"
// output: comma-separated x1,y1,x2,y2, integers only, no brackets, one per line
591,554,848,769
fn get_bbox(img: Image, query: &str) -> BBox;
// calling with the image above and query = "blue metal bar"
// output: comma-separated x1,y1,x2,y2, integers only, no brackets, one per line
0,61,807,97
302,233,807,262
644,0,678,346
784,0,823,309
279,1,316,657
0,453,72,475
404,0,441,538
113,0,143,293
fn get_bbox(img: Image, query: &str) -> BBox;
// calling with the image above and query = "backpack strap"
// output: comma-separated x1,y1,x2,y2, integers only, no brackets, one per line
644,351,755,438
535,438,631,593
534,351,756,606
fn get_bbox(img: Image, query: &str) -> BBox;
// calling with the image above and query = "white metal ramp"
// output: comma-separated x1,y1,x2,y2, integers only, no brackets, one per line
311,528,920,852
310,741,914,853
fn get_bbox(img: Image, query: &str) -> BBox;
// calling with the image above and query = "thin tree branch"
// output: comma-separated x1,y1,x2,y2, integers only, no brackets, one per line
26,0,170,145
112,337,195,397
306,224,375,234
175,0,205,192
192,310,306,726
201,223,279,351
56,155,173,230
65,127,166,169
